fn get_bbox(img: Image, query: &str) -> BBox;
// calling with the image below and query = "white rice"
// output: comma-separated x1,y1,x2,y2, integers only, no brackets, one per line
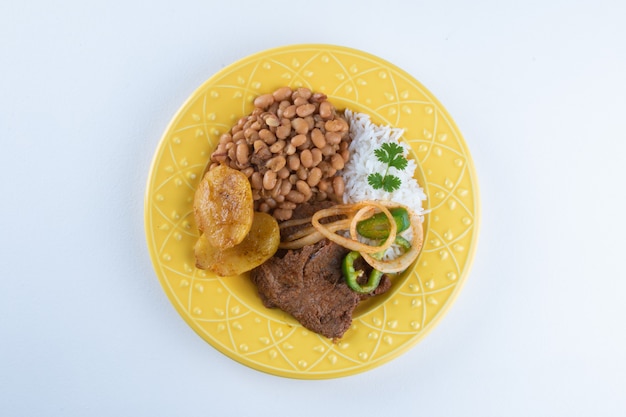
341,109,427,215
340,110,427,260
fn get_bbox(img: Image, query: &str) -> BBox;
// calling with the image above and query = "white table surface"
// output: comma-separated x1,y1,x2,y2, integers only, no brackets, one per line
2,1,625,415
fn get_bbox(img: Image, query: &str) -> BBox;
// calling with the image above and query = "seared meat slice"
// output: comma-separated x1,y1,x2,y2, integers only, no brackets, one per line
279,200,336,243
250,201,393,339
250,239,360,339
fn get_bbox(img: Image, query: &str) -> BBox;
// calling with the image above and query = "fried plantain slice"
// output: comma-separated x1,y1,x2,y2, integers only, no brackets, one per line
193,164,253,250
194,212,280,276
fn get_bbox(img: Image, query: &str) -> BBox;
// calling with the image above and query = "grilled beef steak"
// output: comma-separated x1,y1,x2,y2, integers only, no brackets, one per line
250,202,392,340
251,239,358,339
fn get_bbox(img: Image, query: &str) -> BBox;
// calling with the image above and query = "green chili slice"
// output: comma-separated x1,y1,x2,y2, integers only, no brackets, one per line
342,251,384,294
394,235,412,250
356,207,410,239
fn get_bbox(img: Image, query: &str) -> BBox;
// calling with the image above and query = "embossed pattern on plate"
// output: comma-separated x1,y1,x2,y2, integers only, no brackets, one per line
144,44,479,379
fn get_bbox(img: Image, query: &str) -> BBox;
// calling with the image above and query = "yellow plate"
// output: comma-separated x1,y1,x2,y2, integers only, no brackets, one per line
144,44,480,379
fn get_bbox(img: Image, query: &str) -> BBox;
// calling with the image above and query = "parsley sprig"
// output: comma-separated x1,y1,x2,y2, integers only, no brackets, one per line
367,143,408,192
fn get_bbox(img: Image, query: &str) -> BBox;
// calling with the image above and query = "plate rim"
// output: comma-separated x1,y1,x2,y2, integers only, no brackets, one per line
144,43,481,379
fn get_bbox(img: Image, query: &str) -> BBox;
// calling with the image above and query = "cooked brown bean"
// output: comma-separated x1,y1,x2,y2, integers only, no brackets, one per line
265,197,277,209
254,146,272,160
250,172,263,189
317,161,330,175
304,115,315,130
273,208,292,221
275,125,291,140
311,148,323,166
212,143,228,162
311,128,326,148
252,139,263,150
211,152,227,163
332,176,345,196
318,101,332,119
287,154,300,171
300,149,313,168
296,166,308,180
243,118,255,131
244,128,258,142
266,155,286,172
282,105,297,119
303,136,314,149
317,179,330,192
286,190,305,203
331,153,345,170
227,146,236,161
306,167,322,187
277,166,290,179
271,181,282,199
311,92,326,103
291,134,307,147
341,148,350,162
258,129,276,144
296,87,312,99
325,118,348,132
219,133,232,144
325,131,342,145
236,143,249,165
241,167,254,177
232,130,245,142
280,180,292,195
284,143,297,156
254,93,275,109
258,202,270,213
293,96,309,106
264,115,280,127
263,170,277,190
291,118,308,135
216,142,227,153
269,140,286,153
272,86,293,101
279,201,297,210
321,144,335,156
296,180,311,196
296,103,316,117
274,194,285,203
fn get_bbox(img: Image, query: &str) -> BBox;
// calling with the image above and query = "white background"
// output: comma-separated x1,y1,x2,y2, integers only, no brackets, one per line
2,1,625,416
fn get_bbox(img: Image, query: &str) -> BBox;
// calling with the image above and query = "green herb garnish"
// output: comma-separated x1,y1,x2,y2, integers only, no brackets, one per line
367,143,408,192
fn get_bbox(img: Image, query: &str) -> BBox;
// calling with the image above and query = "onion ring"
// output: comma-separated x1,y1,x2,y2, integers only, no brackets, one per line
278,219,351,249
360,203,424,273
277,200,424,273
312,201,397,254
